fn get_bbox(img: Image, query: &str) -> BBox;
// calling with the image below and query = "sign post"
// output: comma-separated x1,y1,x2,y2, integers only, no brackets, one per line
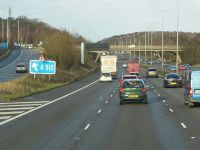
81,42,84,65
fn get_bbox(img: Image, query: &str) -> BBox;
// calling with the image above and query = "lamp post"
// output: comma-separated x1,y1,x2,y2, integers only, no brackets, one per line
145,31,147,65
139,33,141,63
151,31,153,66
18,20,20,44
176,0,179,73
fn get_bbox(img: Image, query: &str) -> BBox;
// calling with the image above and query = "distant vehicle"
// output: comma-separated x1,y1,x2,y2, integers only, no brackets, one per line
179,65,186,70
184,71,200,107
127,61,140,75
101,55,117,79
100,72,112,82
169,65,176,71
122,64,127,68
184,70,192,105
119,79,148,105
129,72,142,78
146,68,158,78
185,64,191,70
119,75,138,86
163,73,182,88
16,63,28,73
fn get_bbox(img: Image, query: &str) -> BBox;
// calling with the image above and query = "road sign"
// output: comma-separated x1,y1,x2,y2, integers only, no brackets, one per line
39,55,45,60
29,60,56,74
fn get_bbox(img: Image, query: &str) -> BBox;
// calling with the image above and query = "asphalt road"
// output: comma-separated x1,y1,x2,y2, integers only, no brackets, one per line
0,58,199,150
0,49,40,82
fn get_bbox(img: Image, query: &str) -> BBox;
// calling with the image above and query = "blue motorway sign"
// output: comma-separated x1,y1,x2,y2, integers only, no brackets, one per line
29,60,56,74
0,43,8,49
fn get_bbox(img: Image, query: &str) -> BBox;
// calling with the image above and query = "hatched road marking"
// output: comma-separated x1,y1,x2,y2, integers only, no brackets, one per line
0,79,99,126
0,101,49,123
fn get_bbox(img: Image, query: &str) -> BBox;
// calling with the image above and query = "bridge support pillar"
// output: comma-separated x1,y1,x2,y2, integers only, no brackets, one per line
157,52,161,60
177,53,182,64
95,53,101,62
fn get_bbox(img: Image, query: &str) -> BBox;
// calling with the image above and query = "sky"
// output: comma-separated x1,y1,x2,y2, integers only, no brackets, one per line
0,0,200,42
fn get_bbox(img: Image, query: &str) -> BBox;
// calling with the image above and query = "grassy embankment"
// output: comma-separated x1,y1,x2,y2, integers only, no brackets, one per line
0,17,98,101
0,61,97,100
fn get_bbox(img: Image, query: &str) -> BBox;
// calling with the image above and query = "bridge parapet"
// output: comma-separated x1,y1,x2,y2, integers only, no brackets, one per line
110,45,185,52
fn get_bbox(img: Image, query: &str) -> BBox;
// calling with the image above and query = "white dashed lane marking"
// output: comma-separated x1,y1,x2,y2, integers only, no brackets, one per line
97,109,102,114
181,123,187,129
84,124,90,130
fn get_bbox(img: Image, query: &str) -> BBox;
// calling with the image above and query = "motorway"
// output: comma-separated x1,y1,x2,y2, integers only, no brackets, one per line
0,49,40,82
0,57,200,149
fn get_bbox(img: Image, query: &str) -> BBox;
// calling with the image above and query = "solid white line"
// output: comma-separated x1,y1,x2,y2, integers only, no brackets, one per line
0,116,12,120
0,111,24,115
0,50,22,71
169,108,174,112
0,107,34,111
181,123,187,129
105,101,108,104
0,104,42,108
97,109,102,114
0,101,49,105
0,79,99,126
84,124,90,130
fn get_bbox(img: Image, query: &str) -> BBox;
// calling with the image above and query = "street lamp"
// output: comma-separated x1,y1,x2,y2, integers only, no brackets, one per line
138,33,141,63
176,0,179,73
145,31,147,64
151,31,153,66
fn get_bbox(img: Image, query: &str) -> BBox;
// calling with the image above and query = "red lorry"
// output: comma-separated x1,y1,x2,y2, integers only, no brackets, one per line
127,61,140,76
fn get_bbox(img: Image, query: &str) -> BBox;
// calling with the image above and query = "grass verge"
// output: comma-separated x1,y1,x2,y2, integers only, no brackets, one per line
0,63,98,101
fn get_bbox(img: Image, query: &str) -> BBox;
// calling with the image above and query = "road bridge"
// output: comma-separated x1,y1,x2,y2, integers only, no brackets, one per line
109,45,185,63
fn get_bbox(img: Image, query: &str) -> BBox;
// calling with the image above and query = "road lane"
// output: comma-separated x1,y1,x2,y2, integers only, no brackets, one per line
0,49,40,82
0,57,199,150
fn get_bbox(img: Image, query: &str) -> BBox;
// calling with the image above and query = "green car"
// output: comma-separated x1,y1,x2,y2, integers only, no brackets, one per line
119,79,147,105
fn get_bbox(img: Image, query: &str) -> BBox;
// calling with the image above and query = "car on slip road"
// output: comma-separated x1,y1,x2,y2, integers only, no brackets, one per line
146,68,158,78
163,73,182,88
16,63,28,73
119,79,148,105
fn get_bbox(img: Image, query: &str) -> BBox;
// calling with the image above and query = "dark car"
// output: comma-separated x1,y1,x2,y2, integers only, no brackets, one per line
184,70,192,105
16,63,28,73
163,73,182,88
119,79,147,105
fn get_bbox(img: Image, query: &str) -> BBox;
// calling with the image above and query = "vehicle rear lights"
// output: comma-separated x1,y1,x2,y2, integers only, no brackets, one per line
141,87,147,93
119,80,123,85
119,88,124,93
190,89,192,96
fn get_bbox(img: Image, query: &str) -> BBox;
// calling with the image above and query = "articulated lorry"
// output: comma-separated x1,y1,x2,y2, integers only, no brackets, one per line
100,55,118,79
